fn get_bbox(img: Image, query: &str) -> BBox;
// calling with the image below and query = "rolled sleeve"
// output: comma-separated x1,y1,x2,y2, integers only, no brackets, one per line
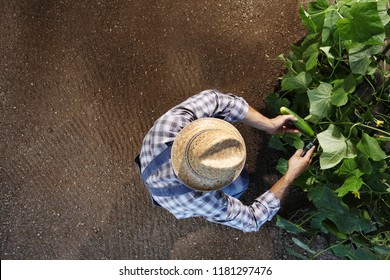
212,90,249,122
201,190,281,233
253,190,280,221
169,89,249,123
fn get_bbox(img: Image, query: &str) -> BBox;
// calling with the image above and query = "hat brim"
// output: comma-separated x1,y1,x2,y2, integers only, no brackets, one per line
171,118,246,191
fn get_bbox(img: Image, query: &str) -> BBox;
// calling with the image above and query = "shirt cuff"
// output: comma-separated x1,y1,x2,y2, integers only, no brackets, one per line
229,96,249,122
258,190,281,221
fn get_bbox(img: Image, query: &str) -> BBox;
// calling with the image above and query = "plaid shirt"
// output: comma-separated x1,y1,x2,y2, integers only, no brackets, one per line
139,89,280,232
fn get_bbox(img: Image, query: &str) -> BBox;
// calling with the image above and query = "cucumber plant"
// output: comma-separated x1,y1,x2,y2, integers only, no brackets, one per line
265,0,389,259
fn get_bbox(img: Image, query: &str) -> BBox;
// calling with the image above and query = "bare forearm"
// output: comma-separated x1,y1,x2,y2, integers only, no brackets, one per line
270,146,316,201
241,106,298,134
269,173,295,201
241,106,273,132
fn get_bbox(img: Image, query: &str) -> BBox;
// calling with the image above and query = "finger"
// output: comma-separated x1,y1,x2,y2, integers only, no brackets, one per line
281,115,299,133
282,114,298,122
284,128,300,134
304,145,316,159
295,149,303,156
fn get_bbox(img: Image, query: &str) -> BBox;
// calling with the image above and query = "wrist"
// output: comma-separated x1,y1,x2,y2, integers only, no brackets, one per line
269,173,293,201
242,106,273,132
282,172,295,185
262,121,275,134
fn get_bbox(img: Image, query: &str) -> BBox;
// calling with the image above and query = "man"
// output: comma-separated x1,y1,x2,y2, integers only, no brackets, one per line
136,89,315,232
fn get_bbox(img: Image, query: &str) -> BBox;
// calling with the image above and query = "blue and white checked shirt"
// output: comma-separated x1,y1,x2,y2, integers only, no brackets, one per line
139,89,280,232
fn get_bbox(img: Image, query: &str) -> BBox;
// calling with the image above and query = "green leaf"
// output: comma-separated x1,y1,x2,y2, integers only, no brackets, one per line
356,153,373,175
306,52,319,71
283,132,304,149
285,247,309,260
264,92,290,116
305,114,320,125
294,170,316,189
338,158,358,177
279,53,294,73
320,46,336,66
386,22,390,38
292,93,310,110
317,125,357,169
365,169,390,192
378,0,390,37
299,5,317,33
336,2,385,44
292,237,316,254
332,243,380,260
287,45,307,73
276,215,306,234
331,79,348,106
290,44,302,58
343,73,356,93
335,170,364,197
311,213,328,233
303,43,319,61
301,34,320,58
300,34,320,65
308,186,372,234
357,132,387,161
322,8,341,46
308,83,333,119
307,0,330,33
322,220,348,239
268,135,287,153
330,74,355,107
349,44,383,75
276,158,288,174
281,72,312,92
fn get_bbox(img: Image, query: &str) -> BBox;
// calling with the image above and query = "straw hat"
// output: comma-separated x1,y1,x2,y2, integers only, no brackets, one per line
171,118,246,191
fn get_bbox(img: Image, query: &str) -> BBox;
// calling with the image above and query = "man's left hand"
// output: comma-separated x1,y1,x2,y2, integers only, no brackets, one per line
267,115,300,135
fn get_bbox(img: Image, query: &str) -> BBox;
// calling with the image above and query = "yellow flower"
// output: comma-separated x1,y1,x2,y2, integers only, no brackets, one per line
375,119,384,127
352,191,361,199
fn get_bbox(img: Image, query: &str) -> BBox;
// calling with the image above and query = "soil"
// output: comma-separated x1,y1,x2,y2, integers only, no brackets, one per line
1,0,336,259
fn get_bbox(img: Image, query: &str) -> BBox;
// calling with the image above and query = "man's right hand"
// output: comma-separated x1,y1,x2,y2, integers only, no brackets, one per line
285,146,316,183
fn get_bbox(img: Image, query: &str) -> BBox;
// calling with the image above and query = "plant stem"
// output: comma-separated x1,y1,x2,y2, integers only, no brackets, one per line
357,123,390,136
311,239,349,259
349,93,369,108
305,7,339,17
298,212,318,227
318,121,390,137
381,42,390,57
364,76,376,96
380,196,390,209
346,123,361,140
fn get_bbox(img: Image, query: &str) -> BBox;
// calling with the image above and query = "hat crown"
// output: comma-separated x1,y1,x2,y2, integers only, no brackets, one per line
186,129,245,181
171,118,246,191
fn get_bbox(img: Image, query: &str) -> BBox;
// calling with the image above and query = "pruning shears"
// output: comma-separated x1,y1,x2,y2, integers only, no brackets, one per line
300,137,317,157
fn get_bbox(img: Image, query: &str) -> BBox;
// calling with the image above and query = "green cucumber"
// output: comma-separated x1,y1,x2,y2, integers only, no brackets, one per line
280,106,315,137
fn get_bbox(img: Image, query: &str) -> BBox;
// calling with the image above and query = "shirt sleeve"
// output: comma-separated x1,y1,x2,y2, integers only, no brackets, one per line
168,89,249,123
154,189,280,233
202,190,281,233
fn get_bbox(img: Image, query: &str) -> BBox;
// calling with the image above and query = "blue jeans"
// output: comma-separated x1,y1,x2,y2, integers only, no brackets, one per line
221,167,249,198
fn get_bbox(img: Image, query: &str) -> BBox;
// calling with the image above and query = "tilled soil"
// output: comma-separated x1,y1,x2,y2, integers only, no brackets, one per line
1,0,315,259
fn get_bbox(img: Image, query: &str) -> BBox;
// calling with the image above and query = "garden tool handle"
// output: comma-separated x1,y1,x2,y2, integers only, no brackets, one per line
300,141,315,157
